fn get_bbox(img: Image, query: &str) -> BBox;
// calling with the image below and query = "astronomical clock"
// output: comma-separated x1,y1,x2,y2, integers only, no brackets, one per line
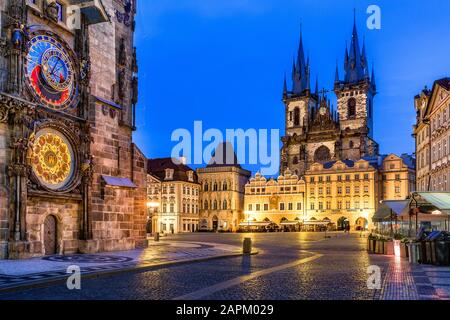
24,30,79,111
21,30,85,194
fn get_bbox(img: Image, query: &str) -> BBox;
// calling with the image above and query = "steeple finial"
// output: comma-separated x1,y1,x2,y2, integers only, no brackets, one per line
315,76,319,95
283,73,288,99
335,61,340,83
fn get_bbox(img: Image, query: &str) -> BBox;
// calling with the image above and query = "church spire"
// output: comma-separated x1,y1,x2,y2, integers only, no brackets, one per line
335,62,340,83
371,64,376,89
283,73,288,99
291,25,311,96
341,11,367,84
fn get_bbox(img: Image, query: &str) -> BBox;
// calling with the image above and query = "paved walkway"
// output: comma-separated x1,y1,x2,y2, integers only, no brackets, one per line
377,256,450,300
0,240,246,291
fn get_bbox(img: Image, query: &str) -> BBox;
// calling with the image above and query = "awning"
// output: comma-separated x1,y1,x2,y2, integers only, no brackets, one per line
413,193,450,214
280,221,301,226
373,200,410,222
303,221,330,226
238,222,272,228
101,175,137,189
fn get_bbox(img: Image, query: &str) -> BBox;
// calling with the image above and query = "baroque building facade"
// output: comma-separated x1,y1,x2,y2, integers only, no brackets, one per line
414,78,450,191
0,0,147,259
197,143,251,232
244,155,415,231
147,158,201,234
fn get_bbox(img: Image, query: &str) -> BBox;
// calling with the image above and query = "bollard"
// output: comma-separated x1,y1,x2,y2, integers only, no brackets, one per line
243,238,252,255
154,232,160,242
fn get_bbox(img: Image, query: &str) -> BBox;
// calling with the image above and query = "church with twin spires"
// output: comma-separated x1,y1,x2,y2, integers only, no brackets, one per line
280,19,379,177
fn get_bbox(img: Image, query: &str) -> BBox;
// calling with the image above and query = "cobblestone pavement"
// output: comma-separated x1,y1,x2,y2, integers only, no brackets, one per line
0,232,449,300
0,241,242,291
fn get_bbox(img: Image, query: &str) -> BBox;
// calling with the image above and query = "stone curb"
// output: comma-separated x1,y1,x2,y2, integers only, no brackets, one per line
0,250,259,294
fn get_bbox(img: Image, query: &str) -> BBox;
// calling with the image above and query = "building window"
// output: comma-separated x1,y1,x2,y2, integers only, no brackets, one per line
297,203,302,210
294,107,300,126
165,169,174,180
223,200,228,210
256,204,261,211
326,202,331,210
346,201,351,210
348,98,356,118
395,186,401,194
310,203,315,210
264,204,269,211
248,204,253,211
337,187,342,195
280,203,285,211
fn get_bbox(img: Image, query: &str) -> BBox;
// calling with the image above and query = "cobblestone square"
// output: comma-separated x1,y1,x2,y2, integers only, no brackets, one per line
1,233,449,300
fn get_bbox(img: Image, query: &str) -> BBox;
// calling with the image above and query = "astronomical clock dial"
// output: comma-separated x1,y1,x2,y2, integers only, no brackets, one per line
24,32,79,110
29,129,75,191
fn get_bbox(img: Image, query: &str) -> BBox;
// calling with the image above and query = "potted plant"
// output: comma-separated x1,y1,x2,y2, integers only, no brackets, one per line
384,238,395,256
376,237,384,254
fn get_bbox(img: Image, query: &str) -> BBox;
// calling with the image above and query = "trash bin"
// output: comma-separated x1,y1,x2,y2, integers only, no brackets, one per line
435,241,450,266
408,243,421,264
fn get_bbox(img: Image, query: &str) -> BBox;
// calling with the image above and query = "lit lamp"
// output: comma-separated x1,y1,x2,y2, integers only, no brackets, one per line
147,202,160,209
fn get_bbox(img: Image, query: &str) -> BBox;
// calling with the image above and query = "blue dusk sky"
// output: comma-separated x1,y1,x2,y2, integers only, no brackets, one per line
133,0,450,175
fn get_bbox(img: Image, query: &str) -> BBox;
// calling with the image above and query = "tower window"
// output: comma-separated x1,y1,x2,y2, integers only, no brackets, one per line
293,156,299,165
348,98,356,118
294,107,300,126
349,141,354,149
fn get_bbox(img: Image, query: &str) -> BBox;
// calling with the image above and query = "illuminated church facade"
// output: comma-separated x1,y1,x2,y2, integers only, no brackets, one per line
0,0,147,259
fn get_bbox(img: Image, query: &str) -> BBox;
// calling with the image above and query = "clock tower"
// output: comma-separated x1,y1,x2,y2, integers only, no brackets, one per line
0,0,147,259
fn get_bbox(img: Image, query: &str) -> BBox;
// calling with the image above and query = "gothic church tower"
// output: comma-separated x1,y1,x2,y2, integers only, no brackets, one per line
334,18,378,160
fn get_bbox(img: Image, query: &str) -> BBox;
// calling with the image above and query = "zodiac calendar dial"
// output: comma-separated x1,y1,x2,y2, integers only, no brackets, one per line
29,129,75,190
24,32,79,110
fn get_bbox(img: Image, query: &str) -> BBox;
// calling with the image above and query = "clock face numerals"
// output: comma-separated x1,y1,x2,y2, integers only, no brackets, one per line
25,32,78,110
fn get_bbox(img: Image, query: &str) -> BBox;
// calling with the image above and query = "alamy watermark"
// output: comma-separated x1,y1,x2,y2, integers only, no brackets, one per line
43,0,104,31
367,5,381,30
367,265,381,290
171,121,280,176
66,265,81,290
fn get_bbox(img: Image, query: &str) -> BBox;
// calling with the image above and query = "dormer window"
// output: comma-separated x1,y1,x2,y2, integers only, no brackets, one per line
165,169,174,180
187,171,194,182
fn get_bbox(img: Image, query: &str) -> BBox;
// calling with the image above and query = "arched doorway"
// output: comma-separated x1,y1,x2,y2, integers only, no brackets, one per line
212,215,219,231
44,215,57,255
337,217,350,231
355,217,369,231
